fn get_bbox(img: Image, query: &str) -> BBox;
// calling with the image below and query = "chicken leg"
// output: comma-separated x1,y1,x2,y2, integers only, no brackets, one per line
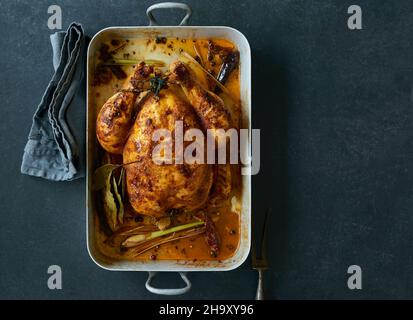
96,63,153,154
169,61,233,201
169,61,232,132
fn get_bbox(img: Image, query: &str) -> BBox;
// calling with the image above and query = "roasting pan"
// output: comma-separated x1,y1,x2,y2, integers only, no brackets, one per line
86,2,251,295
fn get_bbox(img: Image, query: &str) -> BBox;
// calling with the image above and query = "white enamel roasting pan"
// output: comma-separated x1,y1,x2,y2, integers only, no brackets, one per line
86,2,251,295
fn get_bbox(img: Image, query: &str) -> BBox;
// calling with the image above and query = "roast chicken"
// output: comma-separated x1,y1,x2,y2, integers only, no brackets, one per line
96,61,233,217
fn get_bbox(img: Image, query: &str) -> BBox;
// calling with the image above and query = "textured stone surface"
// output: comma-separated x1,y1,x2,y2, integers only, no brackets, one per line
1,0,413,299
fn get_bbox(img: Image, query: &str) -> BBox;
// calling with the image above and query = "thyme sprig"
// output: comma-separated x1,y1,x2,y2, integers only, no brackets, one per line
149,76,167,96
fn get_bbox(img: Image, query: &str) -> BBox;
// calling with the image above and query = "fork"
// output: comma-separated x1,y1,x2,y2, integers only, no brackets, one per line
251,209,269,300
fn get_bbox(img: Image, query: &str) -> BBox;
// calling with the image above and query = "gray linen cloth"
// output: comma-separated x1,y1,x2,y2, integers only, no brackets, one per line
21,22,85,181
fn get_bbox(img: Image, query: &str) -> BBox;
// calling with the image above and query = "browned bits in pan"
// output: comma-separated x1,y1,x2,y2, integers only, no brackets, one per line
110,66,127,80
93,65,112,86
155,36,167,44
111,39,121,46
98,44,112,61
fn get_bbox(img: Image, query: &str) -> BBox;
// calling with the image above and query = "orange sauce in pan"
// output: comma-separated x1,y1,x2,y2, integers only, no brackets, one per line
91,36,242,261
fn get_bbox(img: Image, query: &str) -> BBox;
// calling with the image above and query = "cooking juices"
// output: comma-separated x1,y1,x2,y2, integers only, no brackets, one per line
91,36,242,261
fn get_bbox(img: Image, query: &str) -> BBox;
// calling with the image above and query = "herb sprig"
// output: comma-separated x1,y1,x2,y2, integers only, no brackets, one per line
93,164,126,230
149,76,167,96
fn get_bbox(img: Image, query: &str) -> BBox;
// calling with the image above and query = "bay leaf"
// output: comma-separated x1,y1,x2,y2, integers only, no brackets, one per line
103,172,118,231
112,175,124,225
92,164,120,191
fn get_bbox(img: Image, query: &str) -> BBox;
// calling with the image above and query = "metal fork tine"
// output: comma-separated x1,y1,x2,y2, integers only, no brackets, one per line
252,208,270,266
251,242,257,262
260,208,270,263
251,208,270,300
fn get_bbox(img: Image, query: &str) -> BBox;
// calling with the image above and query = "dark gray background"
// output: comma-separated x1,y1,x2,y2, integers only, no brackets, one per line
1,0,413,299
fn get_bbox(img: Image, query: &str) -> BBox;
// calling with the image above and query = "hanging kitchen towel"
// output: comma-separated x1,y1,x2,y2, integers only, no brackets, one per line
21,22,86,181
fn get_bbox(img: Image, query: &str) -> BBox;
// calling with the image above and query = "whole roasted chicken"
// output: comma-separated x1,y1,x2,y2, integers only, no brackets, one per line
96,61,233,218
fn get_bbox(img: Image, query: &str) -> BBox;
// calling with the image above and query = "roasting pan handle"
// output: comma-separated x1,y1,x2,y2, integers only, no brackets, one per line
145,271,191,295
146,2,192,26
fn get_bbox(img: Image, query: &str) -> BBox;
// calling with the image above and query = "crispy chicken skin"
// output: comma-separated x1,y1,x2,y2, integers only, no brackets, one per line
96,91,137,154
96,63,153,154
123,89,213,217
